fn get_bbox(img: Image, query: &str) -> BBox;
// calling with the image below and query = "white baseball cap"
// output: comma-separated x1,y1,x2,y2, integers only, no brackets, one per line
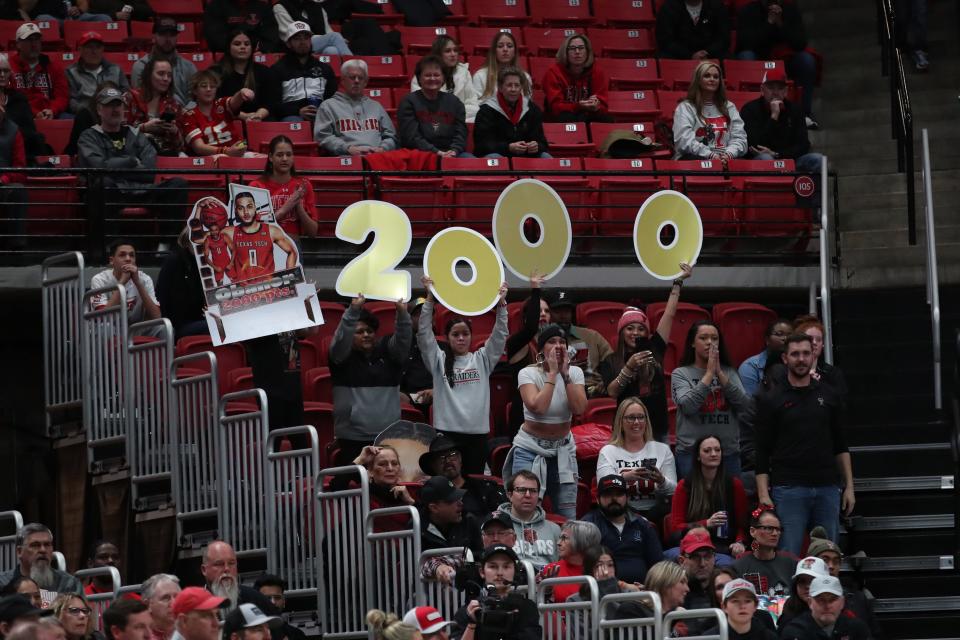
721,578,758,603
16,23,42,40
285,21,312,40
809,575,844,598
794,556,829,580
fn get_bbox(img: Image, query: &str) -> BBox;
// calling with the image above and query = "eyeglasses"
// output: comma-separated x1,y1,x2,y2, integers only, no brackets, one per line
511,487,538,495
755,525,782,533
66,607,92,616
439,451,461,462
566,45,586,51
623,414,646,423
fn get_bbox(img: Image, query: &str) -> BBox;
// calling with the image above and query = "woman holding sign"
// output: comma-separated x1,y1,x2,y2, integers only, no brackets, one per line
505,324,588,519
418,275,509,475
599,262,693,443
671,320,751,480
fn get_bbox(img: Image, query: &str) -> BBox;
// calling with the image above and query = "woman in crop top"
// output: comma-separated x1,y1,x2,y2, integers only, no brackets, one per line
504,323,588,519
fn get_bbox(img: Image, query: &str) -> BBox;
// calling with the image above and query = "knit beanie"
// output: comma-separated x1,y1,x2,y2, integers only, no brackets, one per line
617,307,650,334
805,526,842,558
537,323,566,352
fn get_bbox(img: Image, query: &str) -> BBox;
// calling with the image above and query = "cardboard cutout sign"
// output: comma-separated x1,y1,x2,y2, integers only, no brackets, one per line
492,179,572,281
188,183,322,345
633,190,703,280
374,420,436,483
423,227,505,316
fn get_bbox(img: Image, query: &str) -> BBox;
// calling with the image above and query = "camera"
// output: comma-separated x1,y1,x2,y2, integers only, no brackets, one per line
455,566,524,637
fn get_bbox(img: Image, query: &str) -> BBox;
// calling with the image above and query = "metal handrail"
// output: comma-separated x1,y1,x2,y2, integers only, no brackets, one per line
819,156,834,365
920,129,941,410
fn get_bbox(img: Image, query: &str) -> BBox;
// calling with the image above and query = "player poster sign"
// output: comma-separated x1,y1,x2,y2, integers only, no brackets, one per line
187,183,322,345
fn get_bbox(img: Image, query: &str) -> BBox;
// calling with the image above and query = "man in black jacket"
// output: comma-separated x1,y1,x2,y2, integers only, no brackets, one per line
204,0,281,53
419,476,483,586
419,435,506,521
269,21,337,122
735,0,818,128
754,334,855,557
655,0,730,60
780,576,871,640
740,68,821,173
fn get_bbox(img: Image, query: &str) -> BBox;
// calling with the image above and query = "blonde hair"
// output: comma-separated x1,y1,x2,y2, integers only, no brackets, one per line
479,31,530,99
685,61,731,122
555,33,594,70
609,397,653,447
52,593,96,638
366,610,419,640
644,560,687,598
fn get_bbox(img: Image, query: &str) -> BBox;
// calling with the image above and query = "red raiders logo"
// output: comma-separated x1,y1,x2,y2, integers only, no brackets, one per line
794,175,815,198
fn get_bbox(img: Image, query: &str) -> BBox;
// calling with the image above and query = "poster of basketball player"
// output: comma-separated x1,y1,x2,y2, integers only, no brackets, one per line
186,184,323,345
374,420,435,483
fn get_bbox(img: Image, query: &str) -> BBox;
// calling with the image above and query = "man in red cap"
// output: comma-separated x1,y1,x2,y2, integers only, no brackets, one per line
739,67,822,174
677,527,716,610
402,607,451,640
170,588,227,640
65,31,129,115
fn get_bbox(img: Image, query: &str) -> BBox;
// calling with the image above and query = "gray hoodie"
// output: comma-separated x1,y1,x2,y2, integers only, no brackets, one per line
313,90,398,156
66,59,129,114
496,502,561,571
672,99,747,160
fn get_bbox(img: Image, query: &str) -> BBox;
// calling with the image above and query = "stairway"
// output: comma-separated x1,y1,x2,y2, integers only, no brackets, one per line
832,287,960,638
803,0,960,288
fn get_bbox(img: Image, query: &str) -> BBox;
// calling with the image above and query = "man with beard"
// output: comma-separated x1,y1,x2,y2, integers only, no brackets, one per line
754,334,854,557
0,524,80,597
677,528,716,609
419,435,506,520
418,477,483,586
583,475,663,585
84,541,139,601
223,192,298,285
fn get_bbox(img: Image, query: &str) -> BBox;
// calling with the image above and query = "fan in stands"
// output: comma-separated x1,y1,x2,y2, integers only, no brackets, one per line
65,31,129,115
130,17,197,106
314,58,399,157
9,23,68,119
178,70,255,158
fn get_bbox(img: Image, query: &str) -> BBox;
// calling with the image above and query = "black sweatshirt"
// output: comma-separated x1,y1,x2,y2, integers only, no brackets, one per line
740,96,810,160
735,0,807,57
754,379,847,486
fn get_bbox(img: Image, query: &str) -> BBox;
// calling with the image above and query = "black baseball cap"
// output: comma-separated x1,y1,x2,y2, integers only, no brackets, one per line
480,544,518,564
153,17,179,34
548,290,575,309
0,595,54,623
420,476,466,504
480,511,514,531
597,474,628,494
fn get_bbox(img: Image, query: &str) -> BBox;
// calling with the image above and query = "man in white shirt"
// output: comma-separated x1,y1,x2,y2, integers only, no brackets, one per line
90,239,162,333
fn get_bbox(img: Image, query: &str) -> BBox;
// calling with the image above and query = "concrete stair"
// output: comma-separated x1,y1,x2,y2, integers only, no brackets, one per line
803,0,960,288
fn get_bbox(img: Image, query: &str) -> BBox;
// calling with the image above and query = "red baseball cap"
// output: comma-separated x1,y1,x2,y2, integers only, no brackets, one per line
77,31,104,47
402,607,451,634
171,587,227,616
761,67,787,85
680,529,715,555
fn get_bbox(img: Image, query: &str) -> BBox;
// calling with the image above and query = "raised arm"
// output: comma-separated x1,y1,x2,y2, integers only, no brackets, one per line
481,283,510,369
655,263,693,343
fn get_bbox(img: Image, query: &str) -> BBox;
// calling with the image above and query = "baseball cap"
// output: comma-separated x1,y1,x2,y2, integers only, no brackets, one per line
285,21,312,40
793,556,829,580
480,543,518,564
402,607,451,635
171,587,228,616
222,603,282,638
808,575,844,598
77,31,104,47
153,17,179,34
420,476,466,504
0,595,54,623
548,290,575,309
596,474,627,494
96,87,125,105
16,23,41,41
721,578,757,603
761,67,787,85
679,529,715,555
480,511,514,531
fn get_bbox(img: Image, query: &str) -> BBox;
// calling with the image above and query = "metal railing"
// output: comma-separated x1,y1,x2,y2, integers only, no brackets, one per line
82,284,132,473
819,156,834,365
538,575,599,640
217,388,270,559
920,129,942,410
365,506,422,618
74,567,120,631
128,318,175,510
598,591,663,640
417,547,468,620
41,252,86,437
0,511,23,574
877,0,918,244
2,166,835,266
662,608,728,640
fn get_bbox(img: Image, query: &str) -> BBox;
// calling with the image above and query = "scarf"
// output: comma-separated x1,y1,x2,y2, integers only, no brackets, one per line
497,92,522,125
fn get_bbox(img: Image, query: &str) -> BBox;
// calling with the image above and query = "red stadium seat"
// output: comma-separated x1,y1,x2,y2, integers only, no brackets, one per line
576,300,627,347
466,0,532,26
542,122,594,157
522,26,584,56
580,397,617,426
103,52,142,75
376,176,446,236
155,156,225,204
63,21,128,50
655,90,687,122
225,367,254,393
147,0,204,20
443,156,513,236
646,301,710,369
511,157,592,233
489,371,514,436
712,302,778,367
35,119,73,155
299,334,334,370
246,120,318,156
606,90,661,121
0,20,20,48
658,58,716,90
365,301,401,337
184,51,215,71
527,56,556,90
174,336,248,395
215,156,264,183
489,444,511,477
589,28,655,57
585,156,663,236
364,87,396,118
723,59,786,91
433,304,499,336
252,52,284,67
128,20,154,46
602,57,660,89
594,0,656,27
303,402,336,465
458,26,525,55
344,55,406,87
726,91,755,111
506,300,527,333
303,367,333,402
656,159,738,236
35,19,63,49
529,0,595,27
316,302,346,338
397,26,460,54
36,155,71,167
297,156,368,235
727,159,811,238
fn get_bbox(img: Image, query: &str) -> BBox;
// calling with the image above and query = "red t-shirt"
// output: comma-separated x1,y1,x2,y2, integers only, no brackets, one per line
178,97,238,149
537,558,584,603
205,232,233,283
249,176,318,237
231,223,275,283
